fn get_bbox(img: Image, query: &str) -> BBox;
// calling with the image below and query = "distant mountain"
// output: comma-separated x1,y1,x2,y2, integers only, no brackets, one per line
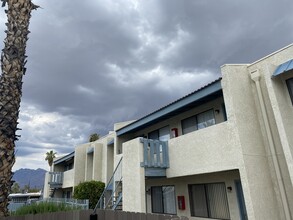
13,168,47,190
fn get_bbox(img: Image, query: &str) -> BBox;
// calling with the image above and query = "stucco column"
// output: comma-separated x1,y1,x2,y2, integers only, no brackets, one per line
43,172,50,198
251,69,292,220
122,138,146,212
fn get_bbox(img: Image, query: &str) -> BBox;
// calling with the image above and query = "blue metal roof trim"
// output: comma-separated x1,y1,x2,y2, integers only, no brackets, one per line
116,78,222,136
54,151,75,165
272,59,293,77
107,139,114,145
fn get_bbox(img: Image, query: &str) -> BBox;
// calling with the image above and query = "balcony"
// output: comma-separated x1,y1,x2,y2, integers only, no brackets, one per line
48,172,63,189
140,138,169,177
48,169,74,189
167,121,241,178
63,169,74,188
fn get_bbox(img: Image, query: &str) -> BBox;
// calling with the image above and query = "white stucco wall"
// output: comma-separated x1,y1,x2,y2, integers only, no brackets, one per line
146,170,241,220
221,64,283,220
73,144,87,186
220,45,293,220
167,122,241,178
62,169,74,188
43,172,50,198
122,138,146,212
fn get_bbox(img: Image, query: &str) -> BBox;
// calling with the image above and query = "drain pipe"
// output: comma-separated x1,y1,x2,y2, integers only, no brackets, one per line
250,69,291,220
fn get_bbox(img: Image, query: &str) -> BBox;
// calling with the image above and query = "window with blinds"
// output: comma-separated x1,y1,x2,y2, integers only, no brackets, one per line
151,186,176,215
188,183,230,219
181,109,216,135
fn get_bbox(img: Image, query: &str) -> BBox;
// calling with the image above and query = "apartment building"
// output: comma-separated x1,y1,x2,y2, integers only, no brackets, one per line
44,44,293,220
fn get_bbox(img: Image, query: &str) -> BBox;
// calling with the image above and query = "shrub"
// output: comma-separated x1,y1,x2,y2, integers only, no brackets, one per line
12,202,80,216
73,180,105,209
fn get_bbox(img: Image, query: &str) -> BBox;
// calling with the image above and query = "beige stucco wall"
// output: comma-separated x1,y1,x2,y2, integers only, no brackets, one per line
74,134,114,185
167,122,241,178
220,45,293,219
63,169,74,188
146,170,241,220
73,144,87,186
43,172,50,198
221,64,282,220
246,46,293,218
122,138,146,212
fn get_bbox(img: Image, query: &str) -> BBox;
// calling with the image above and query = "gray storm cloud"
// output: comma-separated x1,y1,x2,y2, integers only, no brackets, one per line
0,0,291,170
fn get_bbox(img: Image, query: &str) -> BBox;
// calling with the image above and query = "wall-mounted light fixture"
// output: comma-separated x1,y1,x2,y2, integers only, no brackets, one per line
227,186,232,192
215,109,220,114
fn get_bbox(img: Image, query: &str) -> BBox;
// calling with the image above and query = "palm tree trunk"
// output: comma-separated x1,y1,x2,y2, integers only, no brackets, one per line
0,0,38,216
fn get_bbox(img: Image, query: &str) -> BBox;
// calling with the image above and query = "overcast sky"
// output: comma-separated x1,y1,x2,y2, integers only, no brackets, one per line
0,0,292,171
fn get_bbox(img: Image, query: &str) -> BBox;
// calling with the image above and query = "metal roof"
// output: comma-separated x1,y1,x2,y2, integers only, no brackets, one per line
272,59,293,77
116,78,222,136
54,151,75,165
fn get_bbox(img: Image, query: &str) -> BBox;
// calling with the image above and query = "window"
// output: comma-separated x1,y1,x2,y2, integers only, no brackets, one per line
182,116,197,135
151,186,176,214
148,126,170,141
196,109,216,129
286,78,293,105
181,109,216,135
189,183,230,219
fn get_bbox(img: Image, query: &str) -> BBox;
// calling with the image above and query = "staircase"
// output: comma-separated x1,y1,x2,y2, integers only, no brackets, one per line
49,188,56,198
48,172,63,198
93,157,123,213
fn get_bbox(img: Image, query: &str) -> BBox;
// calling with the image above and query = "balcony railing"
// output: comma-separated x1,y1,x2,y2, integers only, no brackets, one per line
48,172,63,188
140,138,169,177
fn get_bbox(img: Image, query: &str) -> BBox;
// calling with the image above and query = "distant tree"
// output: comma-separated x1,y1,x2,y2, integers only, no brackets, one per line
45,150,57,171
11,182,20,194
23,184,30,193
27,187,40,193
73,180,105,209
89,133,100,142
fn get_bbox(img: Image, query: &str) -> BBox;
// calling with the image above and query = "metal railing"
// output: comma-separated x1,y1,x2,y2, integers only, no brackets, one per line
48,172,63,188
140,138,169,168
93,157,123,213
39,198,89,209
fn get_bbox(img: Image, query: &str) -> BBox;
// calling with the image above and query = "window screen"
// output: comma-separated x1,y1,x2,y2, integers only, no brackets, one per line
196,109,216,130
189,183,230,219
148,126,170,141
151,186,176,214
181,116,197,135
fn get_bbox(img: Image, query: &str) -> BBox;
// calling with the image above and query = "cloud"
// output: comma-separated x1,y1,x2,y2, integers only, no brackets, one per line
0,0,290,171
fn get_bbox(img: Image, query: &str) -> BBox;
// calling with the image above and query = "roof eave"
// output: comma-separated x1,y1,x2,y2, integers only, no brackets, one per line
116,79,222,136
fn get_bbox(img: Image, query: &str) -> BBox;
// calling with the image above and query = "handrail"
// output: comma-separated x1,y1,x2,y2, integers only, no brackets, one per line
104,176,122,209
93,157,123,213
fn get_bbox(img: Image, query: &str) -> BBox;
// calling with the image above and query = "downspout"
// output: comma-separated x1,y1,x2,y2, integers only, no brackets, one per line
250,69,291,220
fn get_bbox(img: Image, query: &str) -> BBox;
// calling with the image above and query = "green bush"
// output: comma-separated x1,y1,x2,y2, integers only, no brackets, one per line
73,180,105,209
12,202,80,216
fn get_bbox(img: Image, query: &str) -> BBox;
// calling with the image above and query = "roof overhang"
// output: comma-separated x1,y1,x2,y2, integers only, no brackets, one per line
107,139,114,145
54,151,75,165
116,79,222,136
272,59,293,77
